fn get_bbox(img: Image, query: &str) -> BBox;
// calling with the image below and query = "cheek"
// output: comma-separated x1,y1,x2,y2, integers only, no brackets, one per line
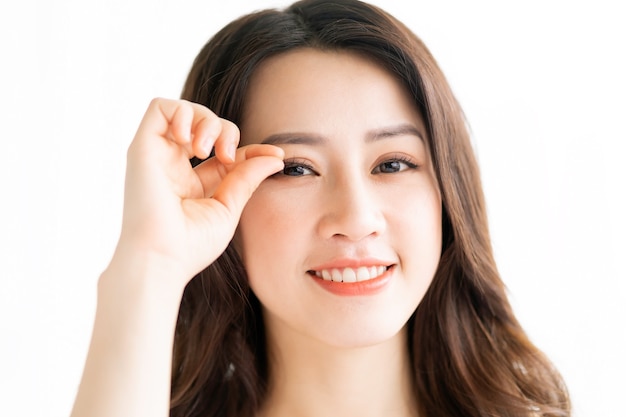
236,188,308,275
414,193,442,246
236,188,318,318
392,185,442,269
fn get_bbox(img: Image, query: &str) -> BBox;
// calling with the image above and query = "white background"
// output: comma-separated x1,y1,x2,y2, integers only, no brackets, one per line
1,1,624,416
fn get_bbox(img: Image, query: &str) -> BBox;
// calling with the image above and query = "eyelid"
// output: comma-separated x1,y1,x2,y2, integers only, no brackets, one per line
273,157,318,177
390,154,418,167
372,153,419,172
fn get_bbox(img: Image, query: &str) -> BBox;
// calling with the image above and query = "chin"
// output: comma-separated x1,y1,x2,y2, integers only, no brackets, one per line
310,314,412,350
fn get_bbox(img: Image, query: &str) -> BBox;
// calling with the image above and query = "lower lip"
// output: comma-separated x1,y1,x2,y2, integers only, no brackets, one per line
311,266,394,296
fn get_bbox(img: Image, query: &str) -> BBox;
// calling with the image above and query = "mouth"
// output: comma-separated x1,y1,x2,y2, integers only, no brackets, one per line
308,265,393,283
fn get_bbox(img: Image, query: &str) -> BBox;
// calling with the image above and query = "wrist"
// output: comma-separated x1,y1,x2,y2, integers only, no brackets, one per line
99,249,188,314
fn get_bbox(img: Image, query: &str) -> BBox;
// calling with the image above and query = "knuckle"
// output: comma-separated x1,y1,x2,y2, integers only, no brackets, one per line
149,97,165,108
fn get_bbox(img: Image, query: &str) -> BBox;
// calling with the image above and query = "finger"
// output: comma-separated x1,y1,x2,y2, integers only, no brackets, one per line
194,144,285,197
169,100,194,144
210,154,284,216
135,98,222,160
212,119,240,164
190,116,239,162
235,143,285,162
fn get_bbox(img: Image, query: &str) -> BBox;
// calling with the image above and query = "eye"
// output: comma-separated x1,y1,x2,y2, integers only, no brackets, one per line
372,156,418,174
275,159,317,177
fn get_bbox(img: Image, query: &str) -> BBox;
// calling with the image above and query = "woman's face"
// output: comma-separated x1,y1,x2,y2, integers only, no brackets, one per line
237,49,441,348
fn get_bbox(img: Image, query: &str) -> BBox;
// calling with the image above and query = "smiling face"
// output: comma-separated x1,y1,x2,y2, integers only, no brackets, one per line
237,48,442,348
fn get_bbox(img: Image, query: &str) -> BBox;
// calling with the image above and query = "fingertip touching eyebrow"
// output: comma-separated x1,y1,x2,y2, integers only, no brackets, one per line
260,123,425,146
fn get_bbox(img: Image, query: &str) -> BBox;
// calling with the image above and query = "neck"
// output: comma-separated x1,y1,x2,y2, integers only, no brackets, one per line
258,320,417,417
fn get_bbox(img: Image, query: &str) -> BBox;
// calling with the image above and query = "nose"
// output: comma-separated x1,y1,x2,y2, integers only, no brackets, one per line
316,174,386,241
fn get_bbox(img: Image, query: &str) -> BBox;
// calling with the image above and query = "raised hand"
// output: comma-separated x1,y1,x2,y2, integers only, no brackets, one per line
70,99,283,417
110,98,284,289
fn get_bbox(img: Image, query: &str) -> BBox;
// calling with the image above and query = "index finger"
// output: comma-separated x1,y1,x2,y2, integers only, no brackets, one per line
134,98,239,161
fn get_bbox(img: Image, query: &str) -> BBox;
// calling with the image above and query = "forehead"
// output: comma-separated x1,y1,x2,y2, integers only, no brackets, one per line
239,48,425,145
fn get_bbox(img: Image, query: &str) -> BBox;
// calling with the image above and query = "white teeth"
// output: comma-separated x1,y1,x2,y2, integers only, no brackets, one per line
343,268,357,283
321,269,332,281
368,266,378,278
331,269,343,282
314,266,388,282
356,267,370,282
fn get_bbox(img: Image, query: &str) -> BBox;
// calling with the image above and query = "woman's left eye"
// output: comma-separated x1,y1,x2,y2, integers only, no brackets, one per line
372,158,418,174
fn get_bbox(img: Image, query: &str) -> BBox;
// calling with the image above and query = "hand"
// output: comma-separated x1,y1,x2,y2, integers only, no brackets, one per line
109,98,284,289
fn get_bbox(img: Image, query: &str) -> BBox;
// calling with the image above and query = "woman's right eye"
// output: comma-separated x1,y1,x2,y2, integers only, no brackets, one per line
270,158,317,177
281,163,316,177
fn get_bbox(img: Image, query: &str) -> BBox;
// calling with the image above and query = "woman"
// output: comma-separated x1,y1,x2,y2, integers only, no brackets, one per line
70,1,570,416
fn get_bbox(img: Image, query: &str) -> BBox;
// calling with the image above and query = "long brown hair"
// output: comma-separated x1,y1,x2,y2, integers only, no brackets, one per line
172,1,570,416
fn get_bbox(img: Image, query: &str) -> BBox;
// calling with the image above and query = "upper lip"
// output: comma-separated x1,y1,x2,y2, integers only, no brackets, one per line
308,258,396,271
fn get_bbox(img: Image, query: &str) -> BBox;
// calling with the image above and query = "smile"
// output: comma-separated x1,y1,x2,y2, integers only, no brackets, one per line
310,265,390,283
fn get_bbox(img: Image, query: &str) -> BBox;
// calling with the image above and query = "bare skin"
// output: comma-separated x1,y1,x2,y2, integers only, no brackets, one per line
71,49,439,417
70,98,284,417
237,49,440,417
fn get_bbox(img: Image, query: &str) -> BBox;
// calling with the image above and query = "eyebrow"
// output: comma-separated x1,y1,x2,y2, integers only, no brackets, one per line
260,123,425,146
366,124,425,143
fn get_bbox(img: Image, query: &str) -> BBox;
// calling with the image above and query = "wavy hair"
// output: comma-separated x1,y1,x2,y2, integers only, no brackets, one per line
171,1,570,416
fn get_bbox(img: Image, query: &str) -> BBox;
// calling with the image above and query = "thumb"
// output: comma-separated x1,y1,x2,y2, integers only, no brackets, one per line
211,154,284,221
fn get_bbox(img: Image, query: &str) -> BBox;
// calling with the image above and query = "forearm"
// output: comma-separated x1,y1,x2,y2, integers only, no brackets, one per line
70,255,184,417
69,98,281,417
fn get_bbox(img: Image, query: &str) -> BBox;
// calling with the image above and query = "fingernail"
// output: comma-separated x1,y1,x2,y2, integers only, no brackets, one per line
227,143,236,162
202,137,212,157
184,123,192,142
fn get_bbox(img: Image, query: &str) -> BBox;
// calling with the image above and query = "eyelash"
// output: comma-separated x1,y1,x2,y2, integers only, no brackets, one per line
273,155,419,177
371,155,418,174
273,159,317,177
